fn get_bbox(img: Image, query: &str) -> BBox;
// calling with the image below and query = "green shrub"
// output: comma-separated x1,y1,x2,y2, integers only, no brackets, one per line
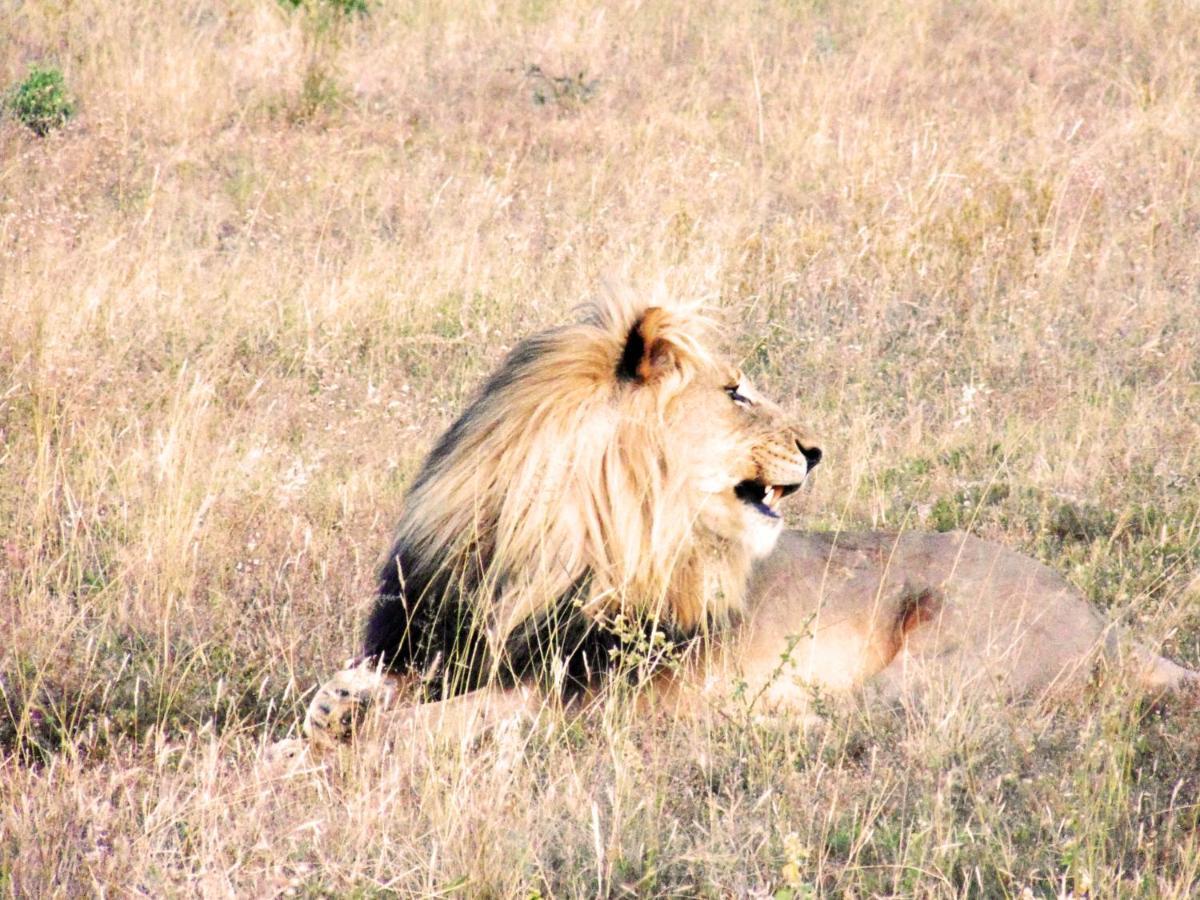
274,0,367,123
279,0,368,16
524,64,600,107
5,65,75,136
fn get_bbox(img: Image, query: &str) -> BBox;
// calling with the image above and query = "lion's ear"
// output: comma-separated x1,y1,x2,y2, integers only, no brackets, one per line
617,307,678,383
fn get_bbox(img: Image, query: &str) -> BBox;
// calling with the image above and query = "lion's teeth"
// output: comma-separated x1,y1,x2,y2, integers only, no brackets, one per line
764,486,780,507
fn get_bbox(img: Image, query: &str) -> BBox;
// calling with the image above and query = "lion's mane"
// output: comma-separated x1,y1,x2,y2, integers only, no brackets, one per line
364,291,746,697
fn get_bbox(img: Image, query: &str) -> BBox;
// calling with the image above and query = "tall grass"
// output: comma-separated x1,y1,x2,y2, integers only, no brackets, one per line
2,0,1199,894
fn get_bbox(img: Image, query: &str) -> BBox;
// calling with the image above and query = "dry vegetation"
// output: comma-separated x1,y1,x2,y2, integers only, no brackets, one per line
3,0,1200,895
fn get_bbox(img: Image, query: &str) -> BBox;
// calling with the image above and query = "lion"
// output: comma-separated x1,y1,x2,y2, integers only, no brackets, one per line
298,292,1197,751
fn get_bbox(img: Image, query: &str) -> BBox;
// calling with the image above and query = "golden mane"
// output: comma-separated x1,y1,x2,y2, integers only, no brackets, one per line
364,290,744,695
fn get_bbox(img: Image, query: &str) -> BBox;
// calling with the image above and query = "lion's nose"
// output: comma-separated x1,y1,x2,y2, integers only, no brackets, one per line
798,441,822,472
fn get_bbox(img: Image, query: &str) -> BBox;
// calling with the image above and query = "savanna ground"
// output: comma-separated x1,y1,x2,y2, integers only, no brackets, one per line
3,0,1200,895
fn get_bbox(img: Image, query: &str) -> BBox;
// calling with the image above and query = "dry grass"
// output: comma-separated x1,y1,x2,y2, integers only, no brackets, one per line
3,0,1200,895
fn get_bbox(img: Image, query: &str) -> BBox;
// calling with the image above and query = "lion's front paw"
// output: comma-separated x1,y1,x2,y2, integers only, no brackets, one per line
303,663,398,748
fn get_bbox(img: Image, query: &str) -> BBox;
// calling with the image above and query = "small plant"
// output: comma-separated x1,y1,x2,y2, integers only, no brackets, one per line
276,0,368,123
294,65,343,123
775,830,816,899
523,64,599,107
5,64,75,136
279,0,368,14
602,611,685,689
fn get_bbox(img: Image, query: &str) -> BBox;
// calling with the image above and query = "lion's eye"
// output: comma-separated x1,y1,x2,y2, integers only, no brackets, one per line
726,385,752,406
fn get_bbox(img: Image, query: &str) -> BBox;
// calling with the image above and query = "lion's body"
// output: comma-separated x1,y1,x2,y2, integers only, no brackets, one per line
302,527,1196,747
741,530,1109,701
297,296,1196,751
710,530,1192,714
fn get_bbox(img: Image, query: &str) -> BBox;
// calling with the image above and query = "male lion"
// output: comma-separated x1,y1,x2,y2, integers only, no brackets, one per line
301,293,1197,748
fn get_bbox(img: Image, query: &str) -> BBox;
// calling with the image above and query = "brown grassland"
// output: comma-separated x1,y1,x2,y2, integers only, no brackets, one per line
3,0,1200,895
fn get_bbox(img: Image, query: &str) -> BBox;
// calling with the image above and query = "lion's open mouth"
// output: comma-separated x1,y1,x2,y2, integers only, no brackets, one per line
734,479,802,520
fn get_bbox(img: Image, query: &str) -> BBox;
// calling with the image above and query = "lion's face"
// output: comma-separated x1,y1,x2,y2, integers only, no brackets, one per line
664,364,821,560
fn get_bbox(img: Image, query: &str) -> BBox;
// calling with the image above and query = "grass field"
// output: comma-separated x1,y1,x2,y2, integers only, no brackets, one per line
3,0,1200,895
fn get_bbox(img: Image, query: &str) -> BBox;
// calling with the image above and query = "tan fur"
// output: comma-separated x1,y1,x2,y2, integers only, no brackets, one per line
696,531,1198,722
